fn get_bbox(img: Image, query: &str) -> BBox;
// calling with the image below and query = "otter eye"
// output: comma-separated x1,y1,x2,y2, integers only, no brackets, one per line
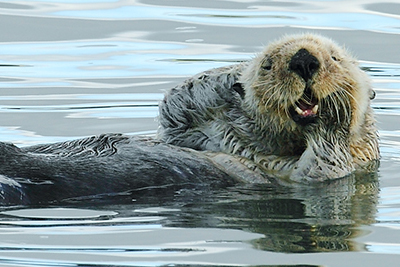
262,59,272,71
332,56,339,61
263,65,272,70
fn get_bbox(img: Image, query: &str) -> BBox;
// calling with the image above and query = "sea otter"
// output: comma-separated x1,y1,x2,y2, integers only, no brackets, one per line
0,33,379,205
158,33,379,182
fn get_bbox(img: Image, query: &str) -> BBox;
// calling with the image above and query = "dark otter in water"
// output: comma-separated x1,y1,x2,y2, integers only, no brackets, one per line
0,34,379,205
0,135,252,205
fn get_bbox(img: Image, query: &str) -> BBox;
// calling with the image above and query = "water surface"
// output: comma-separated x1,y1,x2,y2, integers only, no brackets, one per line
0,0,399,266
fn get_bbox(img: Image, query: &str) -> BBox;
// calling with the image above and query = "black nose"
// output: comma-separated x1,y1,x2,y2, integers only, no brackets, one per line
289,48,320,82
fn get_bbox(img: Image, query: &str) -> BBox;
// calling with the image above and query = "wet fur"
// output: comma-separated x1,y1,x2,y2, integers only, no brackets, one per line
159,33,379,182
0,135,242,204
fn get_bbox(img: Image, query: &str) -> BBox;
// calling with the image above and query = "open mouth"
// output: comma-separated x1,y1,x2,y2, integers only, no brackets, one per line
290,88,319,125
295,99,319,117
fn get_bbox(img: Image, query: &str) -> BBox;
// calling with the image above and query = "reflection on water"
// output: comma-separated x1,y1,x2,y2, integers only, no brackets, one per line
175,171,379,253
0,169,379,266
0,0,399,266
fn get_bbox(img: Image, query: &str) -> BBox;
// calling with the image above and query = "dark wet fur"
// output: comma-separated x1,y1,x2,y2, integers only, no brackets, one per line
0,135,238,205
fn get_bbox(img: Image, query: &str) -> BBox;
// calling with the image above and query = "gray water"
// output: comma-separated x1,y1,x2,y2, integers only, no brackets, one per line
0,0,399,266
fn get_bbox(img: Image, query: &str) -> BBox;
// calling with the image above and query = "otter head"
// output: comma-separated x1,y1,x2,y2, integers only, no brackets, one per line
241,33,374,136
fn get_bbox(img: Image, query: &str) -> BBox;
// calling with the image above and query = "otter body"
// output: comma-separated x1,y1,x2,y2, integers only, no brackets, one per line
0,135,246,205
159,33,379,182
0,34,379,205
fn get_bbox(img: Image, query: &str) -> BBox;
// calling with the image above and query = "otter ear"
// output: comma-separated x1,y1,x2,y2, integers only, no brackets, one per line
232,83,245,99
370,88,376,100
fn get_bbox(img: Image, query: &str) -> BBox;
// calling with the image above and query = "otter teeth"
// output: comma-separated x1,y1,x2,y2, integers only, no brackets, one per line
295,104,319,116
295,106,304,115
312,104,319,114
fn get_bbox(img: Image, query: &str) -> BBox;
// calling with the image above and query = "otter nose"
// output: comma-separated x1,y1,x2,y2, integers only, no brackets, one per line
289,48,320,82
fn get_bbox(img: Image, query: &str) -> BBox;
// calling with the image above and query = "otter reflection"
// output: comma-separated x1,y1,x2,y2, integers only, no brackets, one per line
168,170,379,253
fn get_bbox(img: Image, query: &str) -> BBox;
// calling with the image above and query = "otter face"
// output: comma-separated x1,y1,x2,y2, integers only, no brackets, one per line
242,34,372,133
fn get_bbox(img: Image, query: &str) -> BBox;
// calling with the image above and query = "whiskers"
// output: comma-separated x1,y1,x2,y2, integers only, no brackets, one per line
252,80,296,120
321,86,352,126
251,78,355,131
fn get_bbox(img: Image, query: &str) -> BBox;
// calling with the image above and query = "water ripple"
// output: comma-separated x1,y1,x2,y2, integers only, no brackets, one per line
0,1,399,266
